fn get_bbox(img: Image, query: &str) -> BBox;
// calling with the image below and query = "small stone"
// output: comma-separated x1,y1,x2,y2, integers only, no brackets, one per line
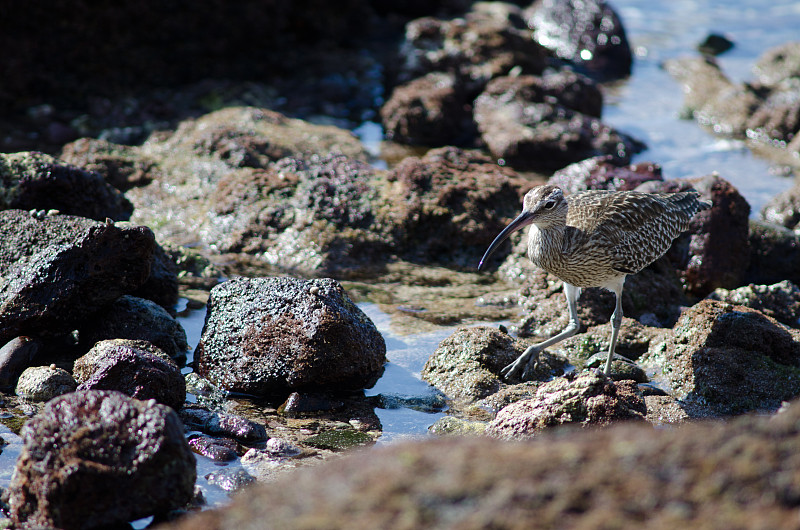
15,366,76,401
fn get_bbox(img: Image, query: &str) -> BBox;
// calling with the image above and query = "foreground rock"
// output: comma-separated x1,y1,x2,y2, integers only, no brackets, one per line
486,371,646,439
706,280,800,328
641,299,800,415
9,390,196,530
0,210,156,344
73,339,186,411
194,277,386,396
160,399,800,529
0,151,132,220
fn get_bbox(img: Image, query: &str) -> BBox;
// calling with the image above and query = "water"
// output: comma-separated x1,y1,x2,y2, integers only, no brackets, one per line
603,0,800,214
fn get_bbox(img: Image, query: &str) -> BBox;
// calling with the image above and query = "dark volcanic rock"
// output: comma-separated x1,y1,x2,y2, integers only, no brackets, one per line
525,0,633,80
194,277,386,396
641,299,800,415
0,336,41,388
79,295,189,365
421,326,565,403
9,390,196,530
397,3,547,91
179,406,268,444
637,173,751,297
159,400,800,529
0,211,156,344
474,75,643,171
387,146,525,268
188,436,242,463
0,151,133,221
380,71,475,146
549,156,663,194
486,371,646,439
73,339,186,411
131,243,181,312
746,220,800,286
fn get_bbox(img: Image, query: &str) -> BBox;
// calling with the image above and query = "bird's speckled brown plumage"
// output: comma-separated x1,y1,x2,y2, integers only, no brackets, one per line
479,184,711,379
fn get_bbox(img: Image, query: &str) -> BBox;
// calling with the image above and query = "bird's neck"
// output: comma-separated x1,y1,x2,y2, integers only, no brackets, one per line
527,222,566,270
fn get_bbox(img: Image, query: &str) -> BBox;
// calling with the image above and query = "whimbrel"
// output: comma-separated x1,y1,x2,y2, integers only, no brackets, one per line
479,184,711,380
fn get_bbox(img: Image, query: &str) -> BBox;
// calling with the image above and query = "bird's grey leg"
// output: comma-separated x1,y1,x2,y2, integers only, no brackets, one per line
603,279,625,375
502,283,581,381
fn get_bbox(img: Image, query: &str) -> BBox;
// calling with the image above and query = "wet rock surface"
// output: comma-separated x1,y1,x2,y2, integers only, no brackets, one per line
194,277,386,396
73,339,187,411
159,399,800,529
9,390,196,530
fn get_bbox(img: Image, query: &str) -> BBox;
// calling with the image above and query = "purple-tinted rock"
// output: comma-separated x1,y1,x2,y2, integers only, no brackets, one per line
0,151,132,221
188,436,242,462
525,0,633,80
486,371,646,439
73,339,186,410
194,277,386,396
9,390,196,530
79,295,189,365
0,336,41,388
0,211,156,344
180,406,268,444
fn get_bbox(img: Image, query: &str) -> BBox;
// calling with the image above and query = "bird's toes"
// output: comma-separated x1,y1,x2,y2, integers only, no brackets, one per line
501,360,523,381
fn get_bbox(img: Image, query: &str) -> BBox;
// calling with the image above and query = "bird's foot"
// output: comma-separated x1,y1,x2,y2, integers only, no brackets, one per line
501,349,541,382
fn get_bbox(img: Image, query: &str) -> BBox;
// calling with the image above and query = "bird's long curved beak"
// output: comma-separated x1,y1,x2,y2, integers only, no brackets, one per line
478,211,535,270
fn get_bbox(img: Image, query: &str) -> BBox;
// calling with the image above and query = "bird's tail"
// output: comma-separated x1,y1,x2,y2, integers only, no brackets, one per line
668,190,712,215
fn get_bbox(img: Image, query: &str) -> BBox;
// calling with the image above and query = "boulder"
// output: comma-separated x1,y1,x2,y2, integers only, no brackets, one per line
746,220,800,286
0,211,155,344
9,390,196,529
640,299,800,415
73,339,186,410
15,365,77,401
193,277,386,396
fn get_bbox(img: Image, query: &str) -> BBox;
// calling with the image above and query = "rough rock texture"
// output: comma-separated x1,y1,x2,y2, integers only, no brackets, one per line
549,156,663,195
194,277,386,396
746,220,800,288
641,299,800,415
0,211,156,344
180,406,268,443
474,73,643,171
525,0,633,80
15,365,77,401
380,71,474,146
486,371,646,439
387,146,524,267
637,173,751,297
421,327,563,403
73,339,186,411
79,295,189,365
160,398,800,530
0,151,133,221
396,3,547,91
707,281,800,328
9,390,196,529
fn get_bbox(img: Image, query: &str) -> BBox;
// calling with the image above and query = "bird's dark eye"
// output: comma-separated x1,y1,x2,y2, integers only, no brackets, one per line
543,200,556,209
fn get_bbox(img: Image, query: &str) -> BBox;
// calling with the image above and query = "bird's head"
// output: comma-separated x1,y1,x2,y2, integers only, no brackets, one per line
478,185,567,270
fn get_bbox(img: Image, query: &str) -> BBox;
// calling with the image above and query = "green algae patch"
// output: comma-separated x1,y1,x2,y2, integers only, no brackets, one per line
303,429,373,451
